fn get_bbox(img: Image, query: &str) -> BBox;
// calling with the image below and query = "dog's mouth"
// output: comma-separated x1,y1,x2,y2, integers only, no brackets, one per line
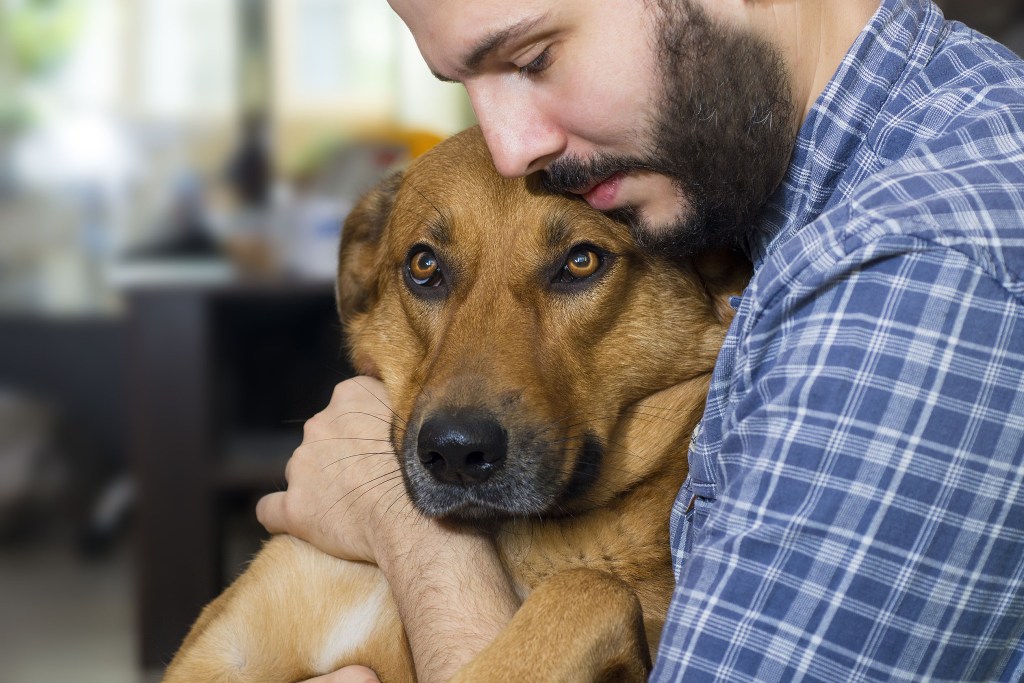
399,411,606,522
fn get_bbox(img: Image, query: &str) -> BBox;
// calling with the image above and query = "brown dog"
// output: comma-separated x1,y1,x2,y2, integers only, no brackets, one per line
163,127,747,682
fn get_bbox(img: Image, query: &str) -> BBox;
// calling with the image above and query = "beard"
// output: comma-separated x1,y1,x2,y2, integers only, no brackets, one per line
541,1,797,259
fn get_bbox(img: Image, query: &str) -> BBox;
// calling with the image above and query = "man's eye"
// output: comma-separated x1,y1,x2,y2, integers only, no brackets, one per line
556,247,602,283
518,48,551,76
407,248,444,287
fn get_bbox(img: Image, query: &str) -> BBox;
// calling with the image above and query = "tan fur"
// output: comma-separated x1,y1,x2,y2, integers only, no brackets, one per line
164,127,748,683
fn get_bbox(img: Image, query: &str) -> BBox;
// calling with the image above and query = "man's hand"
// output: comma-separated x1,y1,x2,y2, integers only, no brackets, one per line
256,377,521,683
257,377,412,564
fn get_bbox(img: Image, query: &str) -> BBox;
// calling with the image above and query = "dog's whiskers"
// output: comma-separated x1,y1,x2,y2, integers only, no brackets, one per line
301,437,392,455
401,177,448,223
543,431,655,468
350,378,408,426
388,203,448,226
326,409,404,428
378,479,413,521
319,449,397,472
321,467,404,522
536,409,687,439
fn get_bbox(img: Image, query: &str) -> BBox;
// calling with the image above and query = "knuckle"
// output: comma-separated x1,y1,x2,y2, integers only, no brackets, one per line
256,492,284,531
332,379,359,403
281,490,303,522
303,411,328,439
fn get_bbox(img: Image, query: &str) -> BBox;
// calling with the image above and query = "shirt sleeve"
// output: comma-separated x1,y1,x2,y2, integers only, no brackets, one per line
652,240,1024,682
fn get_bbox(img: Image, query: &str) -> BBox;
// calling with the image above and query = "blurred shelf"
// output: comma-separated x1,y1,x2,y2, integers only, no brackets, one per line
108,259,236,288
110,260,336,294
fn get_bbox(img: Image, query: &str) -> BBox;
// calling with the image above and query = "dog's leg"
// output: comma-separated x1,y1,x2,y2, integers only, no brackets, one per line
451,567,651,683
163,535,413,683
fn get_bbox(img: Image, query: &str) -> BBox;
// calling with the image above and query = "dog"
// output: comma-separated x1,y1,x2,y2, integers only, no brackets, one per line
163,126,748,682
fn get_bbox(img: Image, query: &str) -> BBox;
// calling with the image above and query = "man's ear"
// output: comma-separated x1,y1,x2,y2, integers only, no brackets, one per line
336,170,403,328
692,247,752,325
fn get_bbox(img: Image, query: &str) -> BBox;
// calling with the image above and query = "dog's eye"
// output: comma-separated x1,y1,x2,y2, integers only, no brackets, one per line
408,248,443,287
558,248,602,282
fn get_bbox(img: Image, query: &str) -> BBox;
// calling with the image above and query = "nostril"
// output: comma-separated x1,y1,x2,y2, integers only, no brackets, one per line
473,449,503,465
420,450,448,480
421,450,444,466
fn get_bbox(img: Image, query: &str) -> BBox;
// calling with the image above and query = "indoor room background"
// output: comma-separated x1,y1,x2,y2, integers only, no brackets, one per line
0,1,1018,681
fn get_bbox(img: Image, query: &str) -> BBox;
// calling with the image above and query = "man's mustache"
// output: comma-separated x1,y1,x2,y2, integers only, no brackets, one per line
540,153,663,195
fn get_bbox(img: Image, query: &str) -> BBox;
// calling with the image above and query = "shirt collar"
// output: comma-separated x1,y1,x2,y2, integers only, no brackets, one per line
746,0,945,268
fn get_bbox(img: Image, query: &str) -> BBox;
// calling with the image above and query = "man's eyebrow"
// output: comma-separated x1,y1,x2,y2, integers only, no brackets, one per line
430,15,547,83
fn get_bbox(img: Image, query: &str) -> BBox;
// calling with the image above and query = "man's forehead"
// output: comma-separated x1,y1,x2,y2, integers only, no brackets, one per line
388,0,553,79
388,0,546,27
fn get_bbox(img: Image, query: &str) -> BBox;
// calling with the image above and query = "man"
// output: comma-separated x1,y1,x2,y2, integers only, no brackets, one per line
258,0,1024,680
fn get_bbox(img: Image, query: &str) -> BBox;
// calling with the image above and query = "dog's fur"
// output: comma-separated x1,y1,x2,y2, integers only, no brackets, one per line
164,127,748,682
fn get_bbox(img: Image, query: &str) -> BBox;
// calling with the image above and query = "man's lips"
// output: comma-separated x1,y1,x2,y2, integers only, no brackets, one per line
570,172,625,212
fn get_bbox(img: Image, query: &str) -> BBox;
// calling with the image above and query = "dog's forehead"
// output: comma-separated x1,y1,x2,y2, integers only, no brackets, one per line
389,149,634,256
392,182,632,256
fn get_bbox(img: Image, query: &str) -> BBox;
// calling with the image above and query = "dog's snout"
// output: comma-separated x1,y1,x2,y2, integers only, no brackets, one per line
416,411,507,486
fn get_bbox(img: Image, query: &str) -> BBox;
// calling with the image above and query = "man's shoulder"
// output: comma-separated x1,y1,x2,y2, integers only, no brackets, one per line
752,172,1024,327
876,17,1024,131
864,17,1024,181
874,17,1024,147
768,25,1023,283
784,25,1024,307
844,117,1024,301
747,18,1024,327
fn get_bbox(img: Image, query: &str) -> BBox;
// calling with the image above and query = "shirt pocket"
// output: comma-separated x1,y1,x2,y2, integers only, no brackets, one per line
683,419,717,551
683,492,713,555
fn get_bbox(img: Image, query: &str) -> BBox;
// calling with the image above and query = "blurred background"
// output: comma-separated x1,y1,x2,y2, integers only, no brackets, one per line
0,1,1020,681
0,0,469,680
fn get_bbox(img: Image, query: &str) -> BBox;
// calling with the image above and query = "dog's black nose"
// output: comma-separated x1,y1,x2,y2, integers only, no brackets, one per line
417,411,507,486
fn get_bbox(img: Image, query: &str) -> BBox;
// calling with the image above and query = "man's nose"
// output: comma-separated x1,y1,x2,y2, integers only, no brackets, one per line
468,82,565,177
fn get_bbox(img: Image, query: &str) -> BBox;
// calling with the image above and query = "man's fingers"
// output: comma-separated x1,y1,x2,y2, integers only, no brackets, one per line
284,451,295,484
255,491,287,534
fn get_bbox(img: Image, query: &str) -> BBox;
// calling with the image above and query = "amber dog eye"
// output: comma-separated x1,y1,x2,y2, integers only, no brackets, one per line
407,248,443,287
558,247,602,282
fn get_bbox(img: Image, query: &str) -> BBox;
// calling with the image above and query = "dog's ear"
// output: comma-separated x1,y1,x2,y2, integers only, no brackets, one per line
336,170,403,327
692,248,752,325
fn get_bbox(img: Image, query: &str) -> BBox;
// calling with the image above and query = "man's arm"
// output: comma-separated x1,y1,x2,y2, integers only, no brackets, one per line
257,378,520,682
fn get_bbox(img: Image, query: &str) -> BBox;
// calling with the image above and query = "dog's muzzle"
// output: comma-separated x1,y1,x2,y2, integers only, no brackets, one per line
401,404,570,521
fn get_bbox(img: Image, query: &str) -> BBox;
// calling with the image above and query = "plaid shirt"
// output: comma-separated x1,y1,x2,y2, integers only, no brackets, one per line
653,1,1024,681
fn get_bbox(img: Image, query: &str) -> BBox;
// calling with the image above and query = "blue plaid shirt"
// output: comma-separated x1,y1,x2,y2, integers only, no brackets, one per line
653,1,1024,681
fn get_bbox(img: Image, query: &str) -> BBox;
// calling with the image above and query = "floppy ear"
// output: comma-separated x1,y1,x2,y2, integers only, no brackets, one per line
336,170,403,328
692,247,752,325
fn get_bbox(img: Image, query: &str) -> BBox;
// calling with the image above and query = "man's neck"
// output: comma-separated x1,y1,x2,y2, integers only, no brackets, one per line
740,0,883,126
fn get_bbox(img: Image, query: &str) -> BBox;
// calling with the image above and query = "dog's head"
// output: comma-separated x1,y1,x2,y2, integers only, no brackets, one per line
337,127,747,522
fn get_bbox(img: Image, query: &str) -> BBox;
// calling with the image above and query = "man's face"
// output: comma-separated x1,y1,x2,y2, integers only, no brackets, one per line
389,0,796,256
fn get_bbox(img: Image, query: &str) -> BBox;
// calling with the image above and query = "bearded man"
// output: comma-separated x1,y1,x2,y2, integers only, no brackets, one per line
257,1,1024,680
